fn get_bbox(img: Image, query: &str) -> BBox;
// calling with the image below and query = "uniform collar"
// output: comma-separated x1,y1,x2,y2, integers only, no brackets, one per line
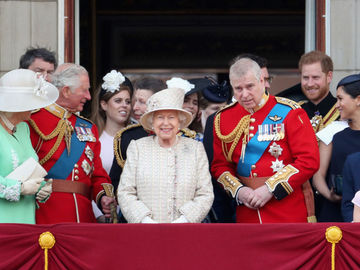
246,91,269,114
45,103,72,119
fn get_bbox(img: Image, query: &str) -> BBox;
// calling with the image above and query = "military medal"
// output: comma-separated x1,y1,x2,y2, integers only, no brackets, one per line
75,126,96,142
81,159,91,175
85,128,96,142
258,125,263,141
268,142,283,158
269,142,285,172
85,146,94,161
270,159,285,172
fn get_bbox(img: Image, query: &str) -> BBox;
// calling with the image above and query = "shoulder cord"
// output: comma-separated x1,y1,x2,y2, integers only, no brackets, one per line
215,113,251,162
28,118,71,165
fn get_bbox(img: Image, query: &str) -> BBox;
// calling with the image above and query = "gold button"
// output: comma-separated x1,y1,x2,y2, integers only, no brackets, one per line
253,173,258,177
250,118,256,123
249,126,254,130
74,164,79,168
74,169,79,174
249,133,254,138
74,175,79,180
251,165,256,169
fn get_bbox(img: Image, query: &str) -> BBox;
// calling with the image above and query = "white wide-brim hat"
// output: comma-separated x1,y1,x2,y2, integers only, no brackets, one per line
0,69,59,112
140,87,193,131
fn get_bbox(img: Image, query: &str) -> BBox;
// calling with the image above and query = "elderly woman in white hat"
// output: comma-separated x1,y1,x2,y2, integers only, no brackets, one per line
0,69,58,223
118,87,214,223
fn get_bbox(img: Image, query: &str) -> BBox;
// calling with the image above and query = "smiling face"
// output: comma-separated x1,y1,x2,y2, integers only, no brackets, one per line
131,89,153,122
182,92,199,121
336,86,359,120
231,70,265,110
301,62,332,105
101,90,131,126
64,73,91,113
152,110,180,147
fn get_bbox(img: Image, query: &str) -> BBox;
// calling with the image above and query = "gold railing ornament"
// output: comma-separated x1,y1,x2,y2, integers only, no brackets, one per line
325,226,342,270
39,231,56,270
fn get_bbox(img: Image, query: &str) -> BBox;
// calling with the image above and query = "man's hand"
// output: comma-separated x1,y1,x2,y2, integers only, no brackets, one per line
100,196,116,218
237,186,257,209
248,185,273,209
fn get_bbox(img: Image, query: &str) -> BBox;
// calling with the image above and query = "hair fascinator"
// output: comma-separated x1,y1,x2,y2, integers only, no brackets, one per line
102,70,126,93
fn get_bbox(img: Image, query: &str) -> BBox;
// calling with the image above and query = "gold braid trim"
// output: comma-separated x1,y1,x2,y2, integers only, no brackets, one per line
113,123,142,168
215,112,251,162
178,128,197,139
28,118,68,165
322,104,340,129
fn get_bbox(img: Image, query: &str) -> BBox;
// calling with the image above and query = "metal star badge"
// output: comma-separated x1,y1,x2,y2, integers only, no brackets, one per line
270,159,285,172
268,142,283,158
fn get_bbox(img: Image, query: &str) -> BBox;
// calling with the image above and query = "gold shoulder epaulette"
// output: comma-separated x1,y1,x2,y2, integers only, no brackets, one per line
114,123,142,168
275,97,301,110
178,127,197,139
298,100,308,106
77,114,94,125
216,101,237,115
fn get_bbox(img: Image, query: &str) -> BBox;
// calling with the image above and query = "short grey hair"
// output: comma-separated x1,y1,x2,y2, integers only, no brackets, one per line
51,64,88,92
229,58,262,82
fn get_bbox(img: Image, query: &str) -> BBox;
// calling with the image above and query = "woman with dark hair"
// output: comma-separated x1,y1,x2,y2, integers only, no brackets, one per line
91,70,132,173
313,74,360,222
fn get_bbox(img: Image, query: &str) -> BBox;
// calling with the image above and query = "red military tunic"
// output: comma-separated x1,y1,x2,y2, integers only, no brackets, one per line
211,95,319,223
28,104,111,224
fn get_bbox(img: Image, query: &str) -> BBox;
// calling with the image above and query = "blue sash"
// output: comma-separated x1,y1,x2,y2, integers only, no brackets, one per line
236,103,291,177
47,117,91,179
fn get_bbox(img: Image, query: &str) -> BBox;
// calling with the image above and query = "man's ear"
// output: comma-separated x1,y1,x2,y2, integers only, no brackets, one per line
326,71,333,85
62,86,72,98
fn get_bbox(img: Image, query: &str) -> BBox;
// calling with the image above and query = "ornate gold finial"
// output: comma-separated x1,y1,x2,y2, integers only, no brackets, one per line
325,226,342,270
39,232,55,270
326,226,342,244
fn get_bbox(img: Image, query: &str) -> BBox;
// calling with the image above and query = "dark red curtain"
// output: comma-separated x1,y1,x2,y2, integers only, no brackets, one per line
0,223,359,270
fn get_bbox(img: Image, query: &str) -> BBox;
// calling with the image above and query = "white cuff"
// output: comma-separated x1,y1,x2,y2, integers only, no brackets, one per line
172,215,189,223
141,216,157,223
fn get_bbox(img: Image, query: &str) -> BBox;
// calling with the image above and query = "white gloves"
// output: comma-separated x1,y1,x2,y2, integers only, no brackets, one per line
36,179,53,201
141,216,158,223
21,177,44,195
172,215,189,223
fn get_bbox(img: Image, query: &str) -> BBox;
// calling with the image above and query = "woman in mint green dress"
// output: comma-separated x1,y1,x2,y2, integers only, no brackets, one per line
0,69,58,223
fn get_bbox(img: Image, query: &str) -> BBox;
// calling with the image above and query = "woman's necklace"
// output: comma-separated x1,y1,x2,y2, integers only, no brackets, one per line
0,113,16,133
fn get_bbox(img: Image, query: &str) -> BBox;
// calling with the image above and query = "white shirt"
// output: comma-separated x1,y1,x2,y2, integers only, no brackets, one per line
99,131,114,174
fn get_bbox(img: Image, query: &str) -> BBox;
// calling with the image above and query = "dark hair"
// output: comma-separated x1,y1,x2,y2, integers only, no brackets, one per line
91,85,132,135
230,53,268,68
133,77,166,94
337,74,360,99
19,47,57,69
298,50,333,74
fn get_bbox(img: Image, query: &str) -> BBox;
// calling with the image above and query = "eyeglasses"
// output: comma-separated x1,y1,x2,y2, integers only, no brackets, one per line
264,76,274,84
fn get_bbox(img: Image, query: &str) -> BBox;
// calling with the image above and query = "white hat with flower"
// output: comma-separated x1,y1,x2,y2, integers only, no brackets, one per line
101,70,126,93
166,77,195,95
140,87,192,131
0,69,59,112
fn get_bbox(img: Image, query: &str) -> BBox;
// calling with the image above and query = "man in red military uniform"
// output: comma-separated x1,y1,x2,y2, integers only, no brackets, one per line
28,63,115,223
211,58,320,223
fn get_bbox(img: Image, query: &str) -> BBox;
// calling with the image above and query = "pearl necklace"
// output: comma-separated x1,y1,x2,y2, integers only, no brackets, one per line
0,113,16,133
